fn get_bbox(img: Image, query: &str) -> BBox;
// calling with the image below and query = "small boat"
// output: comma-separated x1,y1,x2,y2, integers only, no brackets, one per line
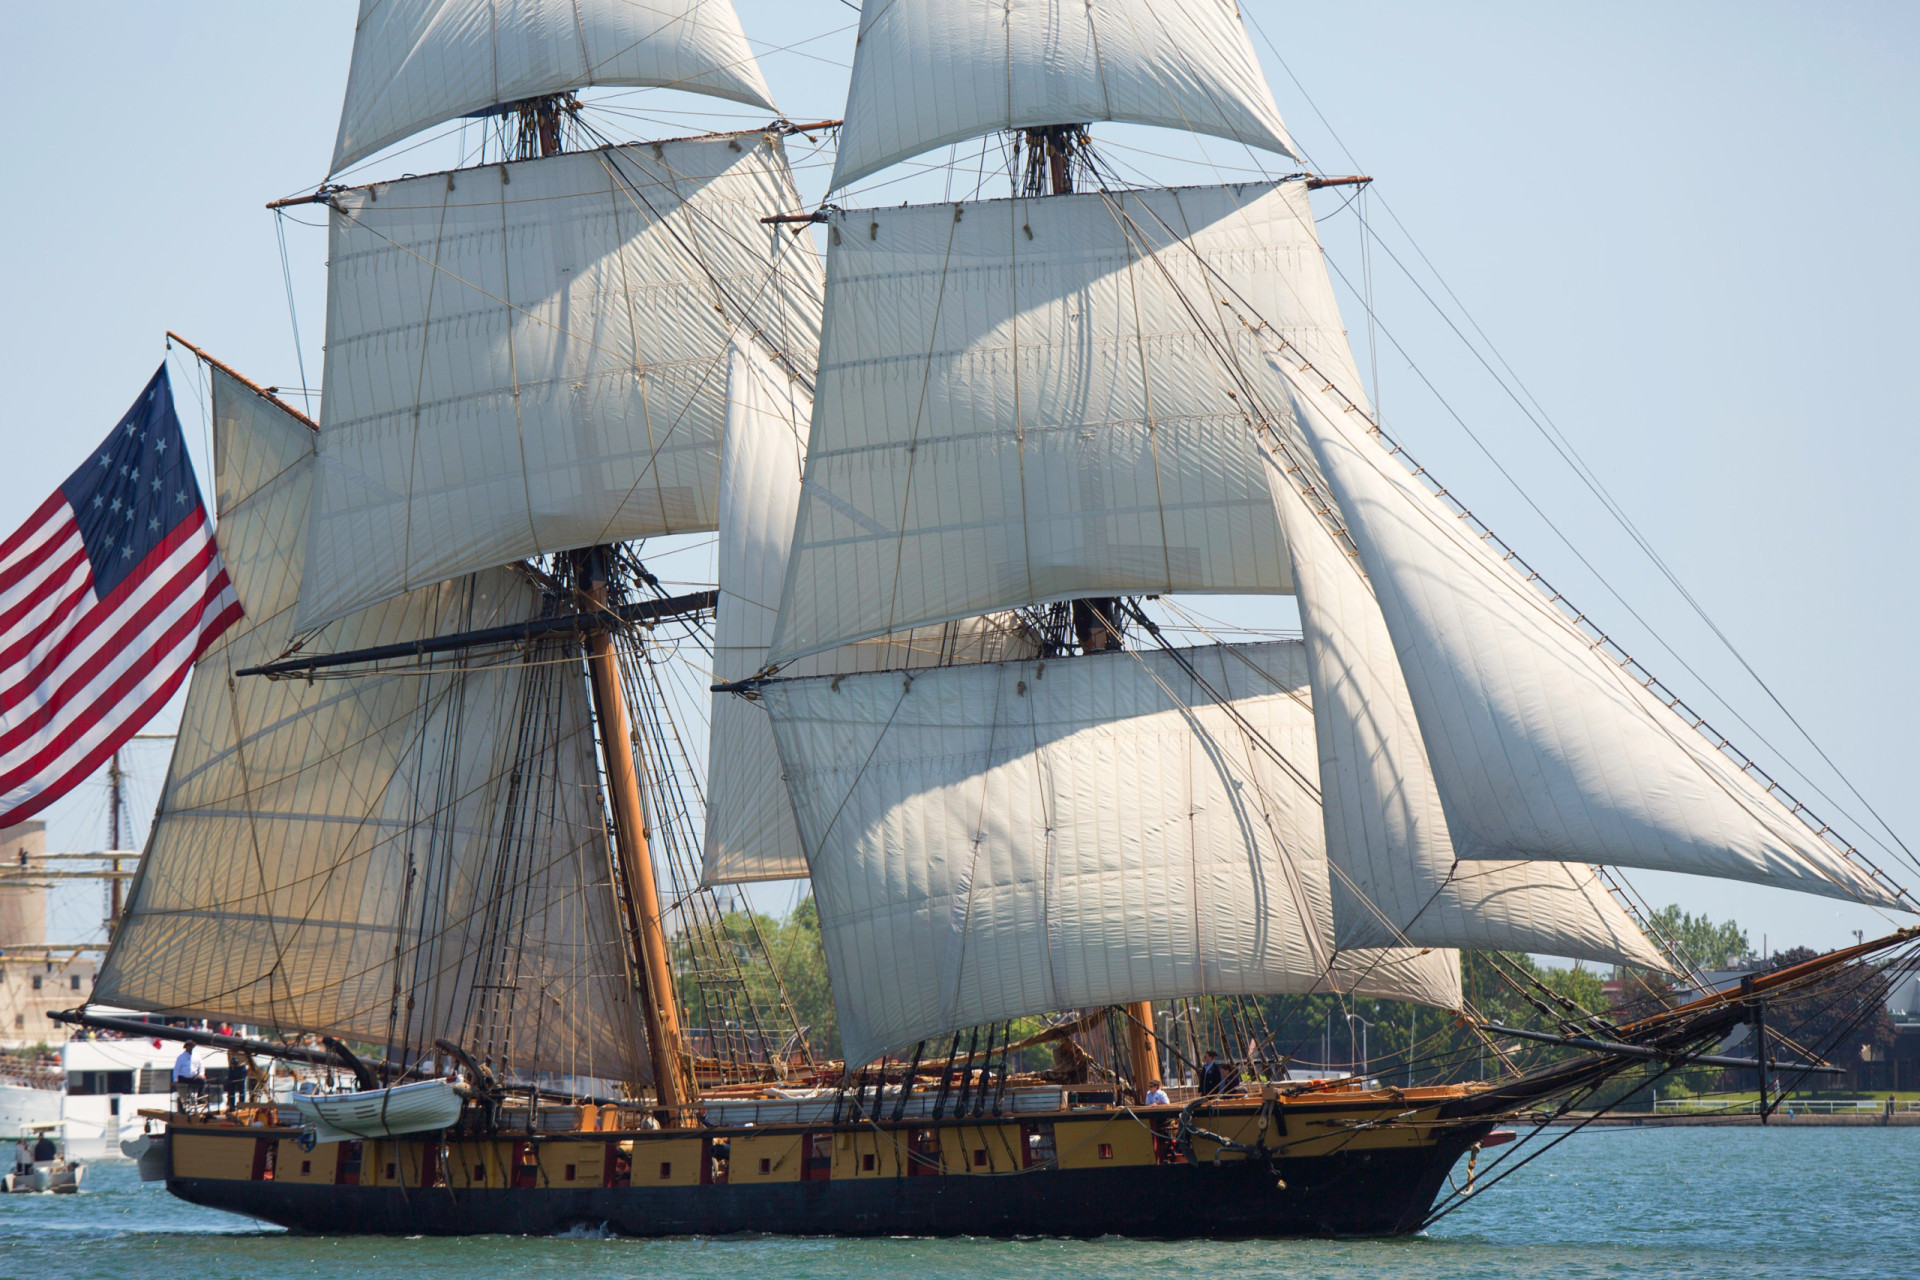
289,1079,465,1145
6,1126,84,1194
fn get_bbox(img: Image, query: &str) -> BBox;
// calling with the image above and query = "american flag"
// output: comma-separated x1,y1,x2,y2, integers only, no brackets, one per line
0,365,241,825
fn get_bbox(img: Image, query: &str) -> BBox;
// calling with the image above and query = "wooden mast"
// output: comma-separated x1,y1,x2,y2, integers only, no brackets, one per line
1126,1003,1163,1102
1019,129,1166,1103
581,547,694,1124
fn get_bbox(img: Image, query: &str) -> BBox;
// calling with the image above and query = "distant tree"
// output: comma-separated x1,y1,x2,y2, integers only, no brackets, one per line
674,896,841,1063
1759,945,1893,1085
1648,904,1750,970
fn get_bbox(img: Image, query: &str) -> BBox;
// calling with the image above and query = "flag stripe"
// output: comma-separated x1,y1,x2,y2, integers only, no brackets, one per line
0,493,67,582
0,510,82,617
0,592,240,824
0,531,222,745
0,575,238,795
0,550,93,665
0,516,214,722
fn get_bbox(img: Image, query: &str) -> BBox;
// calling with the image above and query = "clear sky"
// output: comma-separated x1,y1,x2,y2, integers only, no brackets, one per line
4,2,1916,960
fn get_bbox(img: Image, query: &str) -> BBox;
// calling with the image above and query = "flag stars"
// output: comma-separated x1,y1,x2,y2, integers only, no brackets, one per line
151,477,161,492
174,489,188,506
92,494,104,510
148,516,160,532
155,437,168,454
109,497,122,514
121,544,133,559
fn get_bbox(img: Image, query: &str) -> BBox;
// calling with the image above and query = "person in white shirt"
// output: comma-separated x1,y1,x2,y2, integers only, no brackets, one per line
1143,1082,1171,1106
173,1045,207,1106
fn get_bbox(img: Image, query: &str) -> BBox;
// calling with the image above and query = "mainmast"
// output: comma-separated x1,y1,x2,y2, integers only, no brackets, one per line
579,548,695,1121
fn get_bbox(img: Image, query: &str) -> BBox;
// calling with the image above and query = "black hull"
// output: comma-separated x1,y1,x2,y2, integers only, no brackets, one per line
171,1132,1481,1239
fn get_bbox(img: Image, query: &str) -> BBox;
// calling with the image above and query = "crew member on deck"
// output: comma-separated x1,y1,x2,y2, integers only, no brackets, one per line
31,1132,56,1163
1144,1081,1171,1106
173,1044,206,1107
1199,1050,1228,1096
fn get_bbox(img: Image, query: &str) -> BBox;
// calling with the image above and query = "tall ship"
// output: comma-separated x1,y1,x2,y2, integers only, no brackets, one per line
60,0,1918,1237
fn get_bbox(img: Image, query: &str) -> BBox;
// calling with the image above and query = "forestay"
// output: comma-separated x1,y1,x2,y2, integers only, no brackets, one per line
768,180,1353,666
759,641,1461,1066
331,0,777,173
1266,439,1667,968
1279,375,1901,909
830,0,1297,191
302,133,822,630
704,337,1035,884
97,367,649,1083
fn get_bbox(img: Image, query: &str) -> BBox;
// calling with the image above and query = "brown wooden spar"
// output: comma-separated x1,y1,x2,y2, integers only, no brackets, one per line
1126,1002,1163,1102
579,547,695,1124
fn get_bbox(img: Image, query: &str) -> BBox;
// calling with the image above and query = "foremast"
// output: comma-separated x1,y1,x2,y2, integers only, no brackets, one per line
1027,118,1163,1105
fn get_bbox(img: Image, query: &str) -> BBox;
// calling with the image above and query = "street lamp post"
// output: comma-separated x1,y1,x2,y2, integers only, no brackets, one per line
1346,1014,1373,1082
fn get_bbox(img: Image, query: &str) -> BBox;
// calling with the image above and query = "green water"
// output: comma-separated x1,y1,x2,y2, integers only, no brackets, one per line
3,1129,1908,1280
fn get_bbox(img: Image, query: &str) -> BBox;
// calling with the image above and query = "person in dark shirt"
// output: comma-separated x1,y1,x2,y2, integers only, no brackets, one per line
31,1134,57,1163
1198,1050,1227,1096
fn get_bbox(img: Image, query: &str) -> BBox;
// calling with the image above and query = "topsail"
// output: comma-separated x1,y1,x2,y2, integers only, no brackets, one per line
301,132,822,630
767,180,1360,666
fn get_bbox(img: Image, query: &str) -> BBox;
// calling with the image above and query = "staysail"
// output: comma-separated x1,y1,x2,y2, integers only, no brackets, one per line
301,132,823,630
704,336,1036,884
331,0,777,173
759,640,1461,1066
96,364,648,1081
1277,374,1900,909
767,180,1358,666
1266,434,1668,968
830,0,1297,191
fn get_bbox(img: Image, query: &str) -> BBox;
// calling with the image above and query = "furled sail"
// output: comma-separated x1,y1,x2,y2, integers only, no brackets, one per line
830,0,1297,191
96,365,649,1082
704,336,1036,884
1266,440,1668,969
301,132,823,630
759,641,1461,1066
767,180,1355,666
1278,374,1901,909
331,0,777,173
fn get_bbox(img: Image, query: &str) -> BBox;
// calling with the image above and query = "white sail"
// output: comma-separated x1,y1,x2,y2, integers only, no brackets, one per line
96,366,649,1082
1267,443,1668,969
830,0,1297,191
1278,375,1900,909
331,0,777,173
760,641,1461,1066
704,336,1036,884
301,133,823,630
768,180,1356,666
